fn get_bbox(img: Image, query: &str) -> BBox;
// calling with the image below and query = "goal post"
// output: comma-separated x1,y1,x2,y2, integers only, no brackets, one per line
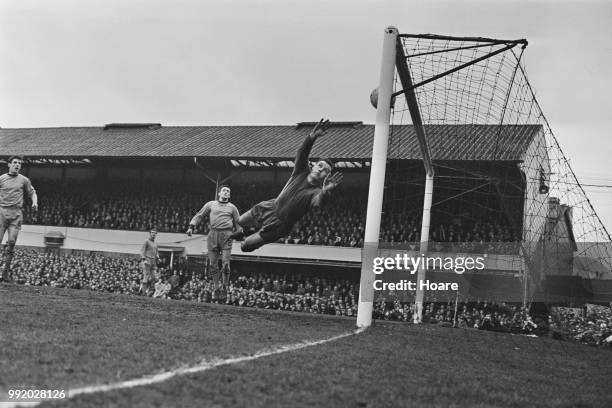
356,27,397,328
357,27,435,328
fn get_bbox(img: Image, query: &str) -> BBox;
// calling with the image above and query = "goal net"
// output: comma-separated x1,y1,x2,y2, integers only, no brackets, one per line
357,28,612,327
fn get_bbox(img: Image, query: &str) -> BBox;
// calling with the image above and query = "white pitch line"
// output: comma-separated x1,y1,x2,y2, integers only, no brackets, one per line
2,327,365,408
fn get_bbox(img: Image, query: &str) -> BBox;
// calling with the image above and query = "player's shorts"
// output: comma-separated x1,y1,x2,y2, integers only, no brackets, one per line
207,229,233,252
141,259,157,284
250,200,292,243
0,207,23,230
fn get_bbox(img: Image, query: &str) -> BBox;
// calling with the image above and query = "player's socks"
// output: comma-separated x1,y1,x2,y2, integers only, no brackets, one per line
1,271,13,284
1,266,10,283
221,264,230,287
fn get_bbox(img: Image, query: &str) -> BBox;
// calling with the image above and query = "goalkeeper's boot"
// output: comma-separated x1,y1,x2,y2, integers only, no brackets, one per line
228,230,245,241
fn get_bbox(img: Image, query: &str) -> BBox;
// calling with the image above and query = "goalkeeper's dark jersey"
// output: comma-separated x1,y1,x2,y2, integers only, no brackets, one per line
274,136,329,225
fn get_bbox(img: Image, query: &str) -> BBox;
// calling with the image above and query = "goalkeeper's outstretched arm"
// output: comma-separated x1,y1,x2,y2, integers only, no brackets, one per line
293,118,331,176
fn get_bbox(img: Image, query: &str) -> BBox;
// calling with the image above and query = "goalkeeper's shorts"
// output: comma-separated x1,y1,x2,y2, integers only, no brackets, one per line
251,200,292,243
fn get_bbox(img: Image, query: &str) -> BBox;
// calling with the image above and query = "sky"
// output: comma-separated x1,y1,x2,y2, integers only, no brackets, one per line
1,0,611,229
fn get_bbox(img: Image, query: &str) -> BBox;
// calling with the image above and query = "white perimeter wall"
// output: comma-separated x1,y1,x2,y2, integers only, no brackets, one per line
9,225,521,273
11,224,361,263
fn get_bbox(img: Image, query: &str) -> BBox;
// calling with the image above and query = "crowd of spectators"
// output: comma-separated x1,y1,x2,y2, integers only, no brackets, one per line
9,248,143,293
5,248,610,347
176,271,360,317
22,178,520,251
374,299,547,335
23,179,202,234
550,305,612,347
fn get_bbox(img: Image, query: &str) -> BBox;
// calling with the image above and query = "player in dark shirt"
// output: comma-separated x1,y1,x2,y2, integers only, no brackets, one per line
233,119,343,252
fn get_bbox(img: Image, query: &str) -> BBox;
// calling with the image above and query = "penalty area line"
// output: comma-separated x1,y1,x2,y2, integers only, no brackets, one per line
3,327,366,408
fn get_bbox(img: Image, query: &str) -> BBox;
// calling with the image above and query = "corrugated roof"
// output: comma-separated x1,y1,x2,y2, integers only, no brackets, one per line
0,124,541,161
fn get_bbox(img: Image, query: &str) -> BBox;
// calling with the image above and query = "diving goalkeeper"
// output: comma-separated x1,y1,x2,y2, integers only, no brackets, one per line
231,119,343,252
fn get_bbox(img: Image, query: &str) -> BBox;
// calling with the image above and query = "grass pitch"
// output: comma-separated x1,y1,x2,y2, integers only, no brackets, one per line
1,285,610,408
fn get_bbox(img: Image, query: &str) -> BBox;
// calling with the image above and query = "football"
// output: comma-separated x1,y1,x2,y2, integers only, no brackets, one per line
370,87,396,109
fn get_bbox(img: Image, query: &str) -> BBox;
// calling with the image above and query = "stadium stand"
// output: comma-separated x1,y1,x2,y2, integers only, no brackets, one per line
0,124,527,252
20,178,518,248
